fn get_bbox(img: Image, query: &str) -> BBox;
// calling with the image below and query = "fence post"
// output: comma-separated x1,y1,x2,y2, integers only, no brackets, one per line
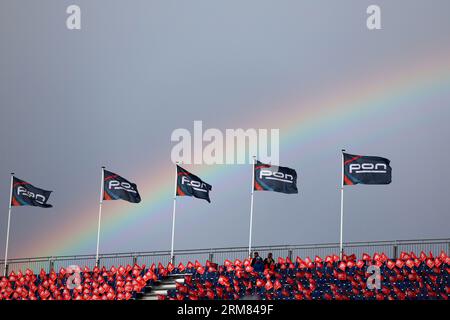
288,249,293,262
4,263,9,277
209,251,214,263
393,244,398,260
49,257,55,272
133,255,138,266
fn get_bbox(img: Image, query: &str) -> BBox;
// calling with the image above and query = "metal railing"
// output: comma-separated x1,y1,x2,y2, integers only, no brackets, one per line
1,238,448,275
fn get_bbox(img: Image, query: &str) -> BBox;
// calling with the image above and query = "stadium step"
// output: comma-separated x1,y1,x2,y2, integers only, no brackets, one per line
138,274,191,300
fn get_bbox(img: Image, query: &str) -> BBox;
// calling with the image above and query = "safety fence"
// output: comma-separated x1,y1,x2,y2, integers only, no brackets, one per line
1,238,448,275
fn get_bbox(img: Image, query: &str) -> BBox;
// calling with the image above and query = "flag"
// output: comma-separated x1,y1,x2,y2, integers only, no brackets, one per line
11,177,53,208
176,165,212,203
103,170,141,203
343,153,392,185
254,161,298,194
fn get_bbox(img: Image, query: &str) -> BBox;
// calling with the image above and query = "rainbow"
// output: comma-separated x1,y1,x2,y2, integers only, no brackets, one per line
17,50,450,258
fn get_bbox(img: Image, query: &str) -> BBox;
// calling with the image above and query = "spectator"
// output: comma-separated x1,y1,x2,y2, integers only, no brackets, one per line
251,252,264,272
264,252,275,269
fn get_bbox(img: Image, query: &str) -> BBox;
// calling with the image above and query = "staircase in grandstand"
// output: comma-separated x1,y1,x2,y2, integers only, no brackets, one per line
140,274,189,300
1,238,449,275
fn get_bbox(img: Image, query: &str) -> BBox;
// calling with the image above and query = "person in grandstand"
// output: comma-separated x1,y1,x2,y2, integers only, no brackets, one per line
264,252,275,269
251,252,264,272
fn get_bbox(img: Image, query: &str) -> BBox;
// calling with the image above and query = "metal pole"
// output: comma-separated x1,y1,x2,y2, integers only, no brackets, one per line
248,156,256,258
170,163,179,264
393,244,398,260
95,166,105,267
339,149,345,260
49,258,55,273
209,250,214,264
3,173,14,277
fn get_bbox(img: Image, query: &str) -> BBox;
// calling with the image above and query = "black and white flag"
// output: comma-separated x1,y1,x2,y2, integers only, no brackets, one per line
343,153,392,185
254,161,298,194
103,170,141,203
176,165,212,203
11,177,53,208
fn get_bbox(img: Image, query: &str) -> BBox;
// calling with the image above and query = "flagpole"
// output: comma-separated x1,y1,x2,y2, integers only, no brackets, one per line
248,156,256,258
170,162,178,264
3,173,14,277
95,166,105,267
339,149,345,260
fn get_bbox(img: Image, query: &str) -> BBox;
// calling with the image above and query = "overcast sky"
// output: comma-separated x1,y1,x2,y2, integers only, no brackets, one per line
0,0,449,259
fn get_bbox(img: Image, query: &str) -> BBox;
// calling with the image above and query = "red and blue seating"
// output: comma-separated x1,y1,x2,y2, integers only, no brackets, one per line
161,251,449,300
0,264,159,300
1,250,448,300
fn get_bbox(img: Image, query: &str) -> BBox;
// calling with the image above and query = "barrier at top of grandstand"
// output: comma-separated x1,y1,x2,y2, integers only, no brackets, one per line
1,238,449,275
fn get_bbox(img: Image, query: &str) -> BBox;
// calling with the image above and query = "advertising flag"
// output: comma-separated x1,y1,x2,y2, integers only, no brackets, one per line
103,170,141,203
254,161,298,194
11,177,53,208
343,153,392,185
176,165,212,203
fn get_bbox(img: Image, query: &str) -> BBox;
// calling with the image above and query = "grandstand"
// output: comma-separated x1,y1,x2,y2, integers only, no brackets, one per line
0,238,448,300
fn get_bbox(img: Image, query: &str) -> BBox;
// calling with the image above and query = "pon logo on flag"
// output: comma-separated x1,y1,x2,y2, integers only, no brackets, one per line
343,153,392,185
176,165,212,203
254,161,298,194
11,177,53,208
103,170,141,203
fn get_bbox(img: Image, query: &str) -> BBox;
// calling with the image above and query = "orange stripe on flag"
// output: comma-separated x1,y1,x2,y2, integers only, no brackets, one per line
344,175,353,185
177,186,185,196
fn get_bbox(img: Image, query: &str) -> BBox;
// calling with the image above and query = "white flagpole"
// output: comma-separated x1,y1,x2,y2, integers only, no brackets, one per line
95,166,105,267
339,149,345,260
248,156,256,258
3,173,14,277
170,162,178,264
